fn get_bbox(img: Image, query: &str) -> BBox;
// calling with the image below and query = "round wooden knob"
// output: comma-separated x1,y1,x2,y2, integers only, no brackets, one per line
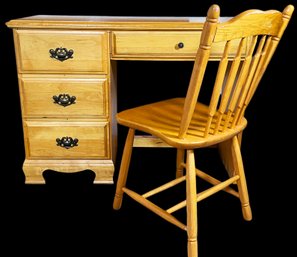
177,42,184,49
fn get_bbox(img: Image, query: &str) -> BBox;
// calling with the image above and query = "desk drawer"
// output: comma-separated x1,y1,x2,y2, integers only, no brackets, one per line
112,31,244,59
24,120,110,159
20,75,109,118
15,30,108,73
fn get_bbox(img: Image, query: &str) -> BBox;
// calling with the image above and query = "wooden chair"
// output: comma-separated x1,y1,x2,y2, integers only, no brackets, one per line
113,4,294,257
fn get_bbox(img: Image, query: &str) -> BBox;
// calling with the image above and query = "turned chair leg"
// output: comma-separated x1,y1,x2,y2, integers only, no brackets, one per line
113,128,135,210
231,136,252,221
186,150,198,257
176,149,185,178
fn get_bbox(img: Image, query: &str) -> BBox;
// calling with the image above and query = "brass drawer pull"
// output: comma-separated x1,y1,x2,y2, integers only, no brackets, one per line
49,47,74,62
56,137,78,149
53,94,76,107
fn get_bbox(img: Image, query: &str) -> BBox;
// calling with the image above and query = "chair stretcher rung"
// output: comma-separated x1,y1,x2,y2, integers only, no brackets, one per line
195,168,239,197
197,175,239,201
167,175,239,214
142,175,186,198
181,163,239,197
123,187,187,230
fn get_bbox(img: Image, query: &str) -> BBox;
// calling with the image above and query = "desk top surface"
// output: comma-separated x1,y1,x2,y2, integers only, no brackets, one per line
6,15,230,30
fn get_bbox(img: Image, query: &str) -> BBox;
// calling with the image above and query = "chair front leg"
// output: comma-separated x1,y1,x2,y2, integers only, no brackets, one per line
186,149,198,257
113,128,135,210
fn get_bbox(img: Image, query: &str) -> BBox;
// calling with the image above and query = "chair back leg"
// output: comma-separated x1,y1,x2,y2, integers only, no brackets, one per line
231,136,252,220
176,149,185,178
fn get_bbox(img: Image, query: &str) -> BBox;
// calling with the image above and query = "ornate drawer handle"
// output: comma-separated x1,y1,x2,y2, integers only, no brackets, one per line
56,137,78,149
53,94,76,107
49,47,74,61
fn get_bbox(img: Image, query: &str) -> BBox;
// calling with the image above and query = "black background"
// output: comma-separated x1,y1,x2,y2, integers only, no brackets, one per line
1,0,296,256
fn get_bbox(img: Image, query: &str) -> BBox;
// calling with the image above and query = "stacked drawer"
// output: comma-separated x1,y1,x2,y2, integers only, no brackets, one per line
13,29,113,183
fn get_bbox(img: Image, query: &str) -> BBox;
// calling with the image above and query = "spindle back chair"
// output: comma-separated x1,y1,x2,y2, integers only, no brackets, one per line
113,4,294,257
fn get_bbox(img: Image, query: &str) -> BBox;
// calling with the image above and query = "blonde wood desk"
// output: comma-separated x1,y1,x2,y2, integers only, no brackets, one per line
6,15,234,184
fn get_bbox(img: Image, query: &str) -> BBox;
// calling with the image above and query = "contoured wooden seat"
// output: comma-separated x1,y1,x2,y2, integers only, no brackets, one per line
113,4,294,257
116,98,247,148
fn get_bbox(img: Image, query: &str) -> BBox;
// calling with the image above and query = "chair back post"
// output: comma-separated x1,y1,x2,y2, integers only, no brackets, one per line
178,4,220,139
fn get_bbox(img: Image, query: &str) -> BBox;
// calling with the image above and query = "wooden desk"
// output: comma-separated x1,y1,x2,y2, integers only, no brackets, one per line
6,15,234,184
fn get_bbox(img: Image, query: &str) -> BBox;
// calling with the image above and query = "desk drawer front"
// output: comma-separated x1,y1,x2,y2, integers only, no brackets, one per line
20,75,108,118
112,31,244,59
25,121,110,159
15,30,108,73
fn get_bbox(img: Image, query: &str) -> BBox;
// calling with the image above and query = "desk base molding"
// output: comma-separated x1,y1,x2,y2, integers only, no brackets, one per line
22,159,114,184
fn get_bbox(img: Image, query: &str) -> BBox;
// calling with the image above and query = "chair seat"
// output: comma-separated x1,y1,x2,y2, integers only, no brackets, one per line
117,97,247,149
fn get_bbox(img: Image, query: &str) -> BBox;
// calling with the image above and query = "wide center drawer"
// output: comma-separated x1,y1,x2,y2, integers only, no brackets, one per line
19,75,109,118
14,30,108,73
112,31,245,60
24,120,110,159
